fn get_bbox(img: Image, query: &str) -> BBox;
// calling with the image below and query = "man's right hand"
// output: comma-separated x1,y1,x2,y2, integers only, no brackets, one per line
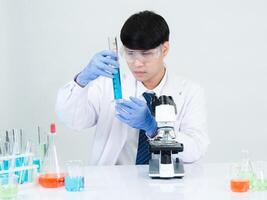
76,50,119,87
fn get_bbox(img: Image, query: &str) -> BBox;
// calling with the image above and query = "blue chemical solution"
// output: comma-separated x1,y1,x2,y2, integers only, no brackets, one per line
113,68,122,100
65,176,84,192
14,157,29,183
3,160,9,170
0,174,9,184
15,157,23,182
33,159,41,173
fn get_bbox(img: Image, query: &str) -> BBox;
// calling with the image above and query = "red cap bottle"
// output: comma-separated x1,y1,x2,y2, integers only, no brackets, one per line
50,123,56,134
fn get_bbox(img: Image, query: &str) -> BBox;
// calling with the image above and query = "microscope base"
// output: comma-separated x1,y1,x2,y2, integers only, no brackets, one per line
148,158,185,178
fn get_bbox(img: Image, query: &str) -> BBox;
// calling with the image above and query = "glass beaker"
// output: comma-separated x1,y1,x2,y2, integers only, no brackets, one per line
230,163,250,192
0,174,19,200
65,160,85,192
251,161,267,191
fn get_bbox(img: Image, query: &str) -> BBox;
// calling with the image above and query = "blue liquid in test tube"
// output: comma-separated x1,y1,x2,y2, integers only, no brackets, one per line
108,37,122,100
3,160,9,170
33,159,41,173
113,68,122,100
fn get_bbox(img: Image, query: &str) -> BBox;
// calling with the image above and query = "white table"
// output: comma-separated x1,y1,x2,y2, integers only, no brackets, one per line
19,163,267,200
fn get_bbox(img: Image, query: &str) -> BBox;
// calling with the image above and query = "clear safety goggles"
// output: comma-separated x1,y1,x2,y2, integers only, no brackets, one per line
121,45,162,63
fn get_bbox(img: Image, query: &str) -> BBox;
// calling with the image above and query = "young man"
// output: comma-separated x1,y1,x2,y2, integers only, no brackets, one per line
56,11,209,165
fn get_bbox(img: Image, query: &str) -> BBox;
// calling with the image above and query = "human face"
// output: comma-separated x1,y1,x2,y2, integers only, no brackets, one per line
122,42,169,88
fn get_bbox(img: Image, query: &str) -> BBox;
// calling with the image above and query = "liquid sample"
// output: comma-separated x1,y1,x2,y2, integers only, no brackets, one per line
65,176,84,192
3,160,9,170
0,185,18,199
230,179,249,192
251,179,267,191
39,173,65,188
113,69,122,100
33,159,41,173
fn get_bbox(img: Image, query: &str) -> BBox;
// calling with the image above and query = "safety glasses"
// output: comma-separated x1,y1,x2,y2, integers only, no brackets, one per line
121,45,162,63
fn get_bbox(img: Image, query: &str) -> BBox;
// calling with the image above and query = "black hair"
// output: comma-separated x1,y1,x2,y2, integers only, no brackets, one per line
120,10,170,50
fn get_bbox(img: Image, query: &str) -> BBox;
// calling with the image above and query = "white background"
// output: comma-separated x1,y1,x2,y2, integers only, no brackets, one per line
0,0,266,164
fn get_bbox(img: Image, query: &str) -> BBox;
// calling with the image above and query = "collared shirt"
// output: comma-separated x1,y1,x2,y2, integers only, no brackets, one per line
116,69,168,165
136,68,167,98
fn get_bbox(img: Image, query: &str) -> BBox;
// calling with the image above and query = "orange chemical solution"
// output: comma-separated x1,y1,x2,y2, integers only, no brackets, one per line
39,173,65,188
230,179,249,192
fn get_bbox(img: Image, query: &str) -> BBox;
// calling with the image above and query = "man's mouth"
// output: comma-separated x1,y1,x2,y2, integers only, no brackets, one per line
133,71,146,75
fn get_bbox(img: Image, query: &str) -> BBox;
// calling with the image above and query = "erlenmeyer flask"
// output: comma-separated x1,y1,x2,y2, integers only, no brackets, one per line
240,150,254,187
38,123,65,188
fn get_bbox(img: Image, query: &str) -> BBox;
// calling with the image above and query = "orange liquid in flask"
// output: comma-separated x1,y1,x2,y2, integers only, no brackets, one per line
39,173,65,188
230,179,249,192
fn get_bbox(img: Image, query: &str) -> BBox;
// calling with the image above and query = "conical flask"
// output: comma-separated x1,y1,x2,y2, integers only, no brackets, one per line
240,150,256,187
38,123,65,188
240,150,253,176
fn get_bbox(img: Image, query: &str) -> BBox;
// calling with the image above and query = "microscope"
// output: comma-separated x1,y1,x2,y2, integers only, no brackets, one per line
148,95,185,178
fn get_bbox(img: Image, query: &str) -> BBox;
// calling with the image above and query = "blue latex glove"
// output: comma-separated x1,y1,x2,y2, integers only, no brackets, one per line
115,97,157,137
76,50,119,87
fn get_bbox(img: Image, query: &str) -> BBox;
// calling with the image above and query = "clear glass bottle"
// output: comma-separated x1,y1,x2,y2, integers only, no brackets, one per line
240,150,254,177
240,150,254,189
38,123,65,188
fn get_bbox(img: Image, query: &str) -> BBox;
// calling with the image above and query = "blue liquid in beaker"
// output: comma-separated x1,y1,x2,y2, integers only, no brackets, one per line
65,176,84,192
113,68,122,100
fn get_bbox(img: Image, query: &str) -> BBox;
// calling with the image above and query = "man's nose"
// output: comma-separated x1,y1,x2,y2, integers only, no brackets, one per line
132,57,144,67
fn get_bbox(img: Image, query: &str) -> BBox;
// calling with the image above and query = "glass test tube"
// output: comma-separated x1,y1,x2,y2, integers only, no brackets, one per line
108,37,122,100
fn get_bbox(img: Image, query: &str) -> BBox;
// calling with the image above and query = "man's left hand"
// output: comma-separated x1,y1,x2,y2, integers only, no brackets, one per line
115,97,157,137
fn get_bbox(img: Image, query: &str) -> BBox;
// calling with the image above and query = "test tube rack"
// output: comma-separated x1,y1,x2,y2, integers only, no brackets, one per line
0,153,39,187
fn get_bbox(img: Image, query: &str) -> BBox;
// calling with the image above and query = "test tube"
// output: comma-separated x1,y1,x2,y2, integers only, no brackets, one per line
3,131,11,170
12,129,23,180
108,37,122,100
37,126,48,160
0,139,3,171
19,129,23,153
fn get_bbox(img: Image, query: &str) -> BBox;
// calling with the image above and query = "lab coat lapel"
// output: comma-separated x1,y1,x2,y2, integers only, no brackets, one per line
98,113,128,165
98,73,136,165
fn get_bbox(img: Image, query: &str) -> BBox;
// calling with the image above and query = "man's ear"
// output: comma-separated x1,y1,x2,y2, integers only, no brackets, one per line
162,41,169,57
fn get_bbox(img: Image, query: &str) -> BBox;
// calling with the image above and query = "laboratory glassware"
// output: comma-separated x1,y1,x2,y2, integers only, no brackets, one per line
230,163,250,192
37,126,48,161
32,126,47,173
108,37,122,100
251,161,267,191
0,174,18,199
31,143,42,173
39,123,65,188
229,150,253,192
65,160,85,192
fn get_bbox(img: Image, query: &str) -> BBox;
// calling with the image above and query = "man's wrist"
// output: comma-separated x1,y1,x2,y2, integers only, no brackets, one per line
75,73,89,88
146,119,158,138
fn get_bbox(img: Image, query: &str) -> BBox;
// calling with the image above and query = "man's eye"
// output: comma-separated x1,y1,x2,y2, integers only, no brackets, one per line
127,51,134,55
142,52,153,56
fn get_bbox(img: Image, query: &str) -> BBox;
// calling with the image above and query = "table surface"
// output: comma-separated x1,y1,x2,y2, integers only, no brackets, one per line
18,163,267,200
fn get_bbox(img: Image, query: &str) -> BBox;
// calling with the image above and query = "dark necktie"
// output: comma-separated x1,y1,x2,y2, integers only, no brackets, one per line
135,92,155,165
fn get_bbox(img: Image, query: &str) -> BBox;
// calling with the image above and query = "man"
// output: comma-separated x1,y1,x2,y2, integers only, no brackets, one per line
56,10,209,165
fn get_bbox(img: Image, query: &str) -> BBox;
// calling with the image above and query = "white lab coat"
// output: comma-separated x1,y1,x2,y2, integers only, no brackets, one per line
56,70,209,165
